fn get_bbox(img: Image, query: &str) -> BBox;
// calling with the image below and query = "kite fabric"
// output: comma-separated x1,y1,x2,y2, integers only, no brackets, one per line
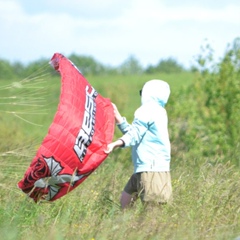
18,53,115,202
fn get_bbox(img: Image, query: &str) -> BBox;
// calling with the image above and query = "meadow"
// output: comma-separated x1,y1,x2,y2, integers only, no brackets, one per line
0,53,240,240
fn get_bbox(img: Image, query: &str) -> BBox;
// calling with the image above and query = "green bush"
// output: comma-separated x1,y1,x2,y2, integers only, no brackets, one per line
170,38,240,165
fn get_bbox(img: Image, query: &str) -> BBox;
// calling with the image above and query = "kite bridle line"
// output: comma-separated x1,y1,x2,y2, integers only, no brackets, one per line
0,62,53,126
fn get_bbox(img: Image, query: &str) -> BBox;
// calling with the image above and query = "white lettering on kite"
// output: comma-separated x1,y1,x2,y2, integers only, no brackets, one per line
74,86,97,162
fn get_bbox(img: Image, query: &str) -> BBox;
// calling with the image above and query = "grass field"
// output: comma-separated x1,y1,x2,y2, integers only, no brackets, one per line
0,69,239,240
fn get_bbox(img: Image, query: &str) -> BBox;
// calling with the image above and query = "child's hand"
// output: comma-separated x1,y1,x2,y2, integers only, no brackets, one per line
104,142,116,154
104,139,125,154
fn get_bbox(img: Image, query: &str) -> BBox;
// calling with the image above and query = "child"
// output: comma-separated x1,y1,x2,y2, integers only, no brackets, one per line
105,79,172,208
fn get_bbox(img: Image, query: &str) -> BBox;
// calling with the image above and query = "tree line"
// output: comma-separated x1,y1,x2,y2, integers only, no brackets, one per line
1,37,239,80
0,54,187,80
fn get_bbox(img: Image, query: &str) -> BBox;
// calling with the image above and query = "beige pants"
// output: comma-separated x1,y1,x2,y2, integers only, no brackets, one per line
124,172,172,203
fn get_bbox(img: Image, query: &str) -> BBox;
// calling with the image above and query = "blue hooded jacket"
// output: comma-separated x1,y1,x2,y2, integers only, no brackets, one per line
118,79,171,173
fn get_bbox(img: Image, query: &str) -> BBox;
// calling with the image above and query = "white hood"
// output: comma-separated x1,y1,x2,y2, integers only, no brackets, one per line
141,79,170,107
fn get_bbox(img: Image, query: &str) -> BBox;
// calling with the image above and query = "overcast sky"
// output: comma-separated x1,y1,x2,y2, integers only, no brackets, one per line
0,0,239,68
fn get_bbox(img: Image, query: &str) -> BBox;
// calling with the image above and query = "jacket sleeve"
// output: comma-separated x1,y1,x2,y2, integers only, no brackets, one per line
118,117,149,147
117,117,131,134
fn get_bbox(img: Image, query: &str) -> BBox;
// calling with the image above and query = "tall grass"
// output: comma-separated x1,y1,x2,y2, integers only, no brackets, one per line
0,65,240,239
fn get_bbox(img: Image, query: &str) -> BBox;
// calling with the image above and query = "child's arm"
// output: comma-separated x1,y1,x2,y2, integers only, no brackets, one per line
112,103,123,124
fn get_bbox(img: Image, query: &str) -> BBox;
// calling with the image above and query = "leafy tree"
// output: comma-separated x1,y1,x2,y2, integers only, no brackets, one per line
12,62,27,78
68,54,105,75
0,59,15,80
118,55,143,75
145,57,185,74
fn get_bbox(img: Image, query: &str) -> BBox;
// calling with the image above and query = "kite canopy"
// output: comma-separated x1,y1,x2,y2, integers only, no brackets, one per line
18,53,115,202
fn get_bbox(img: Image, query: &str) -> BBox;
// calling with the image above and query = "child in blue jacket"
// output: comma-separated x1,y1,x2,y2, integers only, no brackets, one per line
105,79,172,208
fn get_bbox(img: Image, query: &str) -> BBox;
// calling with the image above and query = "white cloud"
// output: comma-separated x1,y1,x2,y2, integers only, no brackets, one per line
0,0,239,67
121,0,240,25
